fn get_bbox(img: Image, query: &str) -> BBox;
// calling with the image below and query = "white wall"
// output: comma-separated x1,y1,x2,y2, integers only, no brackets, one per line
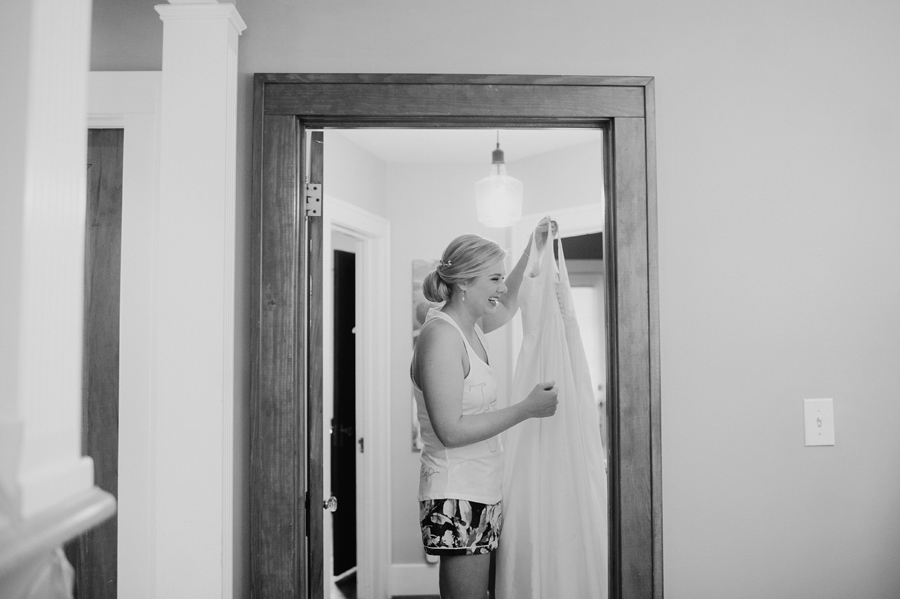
515,139,605,218
325,132,389,218
91,0,900,597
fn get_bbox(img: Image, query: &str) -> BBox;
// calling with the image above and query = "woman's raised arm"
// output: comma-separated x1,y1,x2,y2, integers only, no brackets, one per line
481,217,555,334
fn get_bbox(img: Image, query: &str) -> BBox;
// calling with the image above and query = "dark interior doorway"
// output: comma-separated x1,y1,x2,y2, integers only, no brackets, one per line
332,248,358,581
554,232,603,260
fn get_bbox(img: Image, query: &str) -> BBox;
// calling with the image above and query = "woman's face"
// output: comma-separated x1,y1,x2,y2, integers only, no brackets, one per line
463,257,508,315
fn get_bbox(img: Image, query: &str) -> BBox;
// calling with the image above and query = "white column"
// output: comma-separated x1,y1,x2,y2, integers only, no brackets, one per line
0,0,96,522
1,0,116,595
153,2,245,597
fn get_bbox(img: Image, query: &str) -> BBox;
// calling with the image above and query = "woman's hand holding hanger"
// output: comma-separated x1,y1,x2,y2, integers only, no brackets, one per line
532,216,558,253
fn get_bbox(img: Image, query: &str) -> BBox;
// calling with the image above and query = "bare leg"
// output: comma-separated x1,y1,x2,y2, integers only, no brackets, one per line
439,553,491,599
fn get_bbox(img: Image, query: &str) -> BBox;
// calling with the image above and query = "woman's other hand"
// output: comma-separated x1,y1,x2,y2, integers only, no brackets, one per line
533,216,558,252
521,381,559,418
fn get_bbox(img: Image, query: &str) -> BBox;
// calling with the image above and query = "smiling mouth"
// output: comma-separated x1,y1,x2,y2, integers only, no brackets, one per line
489,297,499,306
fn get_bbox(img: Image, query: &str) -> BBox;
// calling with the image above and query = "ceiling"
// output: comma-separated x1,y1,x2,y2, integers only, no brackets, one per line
331,128,604,165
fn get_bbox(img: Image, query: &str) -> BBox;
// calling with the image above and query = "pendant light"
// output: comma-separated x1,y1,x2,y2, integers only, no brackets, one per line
475,132,523,228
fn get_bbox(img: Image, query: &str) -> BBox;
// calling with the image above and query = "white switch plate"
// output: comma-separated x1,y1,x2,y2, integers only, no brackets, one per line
804,398,835,446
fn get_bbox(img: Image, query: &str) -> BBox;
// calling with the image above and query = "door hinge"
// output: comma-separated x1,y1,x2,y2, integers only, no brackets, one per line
358,437,365,453
305,183,322,216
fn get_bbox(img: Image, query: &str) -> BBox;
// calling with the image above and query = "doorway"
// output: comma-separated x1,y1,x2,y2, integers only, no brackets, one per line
322,196,392,599
328,233,359,598
327,126,608,596
248,74,662,599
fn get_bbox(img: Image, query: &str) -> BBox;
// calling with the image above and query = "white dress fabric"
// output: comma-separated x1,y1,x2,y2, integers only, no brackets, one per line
496,233,609,599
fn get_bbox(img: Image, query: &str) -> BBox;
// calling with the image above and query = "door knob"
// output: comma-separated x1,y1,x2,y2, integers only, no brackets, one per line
323,496,338,512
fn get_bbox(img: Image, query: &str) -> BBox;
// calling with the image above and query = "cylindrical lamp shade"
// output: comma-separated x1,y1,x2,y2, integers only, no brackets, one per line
475,165,523,228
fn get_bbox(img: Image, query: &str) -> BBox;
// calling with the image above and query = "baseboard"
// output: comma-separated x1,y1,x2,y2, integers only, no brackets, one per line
389,562,440,596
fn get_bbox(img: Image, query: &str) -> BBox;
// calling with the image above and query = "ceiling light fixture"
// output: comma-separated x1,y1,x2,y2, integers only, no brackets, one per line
475,131,523,228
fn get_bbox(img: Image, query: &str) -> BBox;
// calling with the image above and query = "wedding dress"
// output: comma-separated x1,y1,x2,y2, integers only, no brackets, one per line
496,231,609,599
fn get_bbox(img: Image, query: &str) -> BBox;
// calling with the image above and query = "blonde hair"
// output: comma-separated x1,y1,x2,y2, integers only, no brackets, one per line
422,234,507,303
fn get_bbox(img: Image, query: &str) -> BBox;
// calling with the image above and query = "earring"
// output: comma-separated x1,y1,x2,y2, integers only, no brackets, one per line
462,289,466,302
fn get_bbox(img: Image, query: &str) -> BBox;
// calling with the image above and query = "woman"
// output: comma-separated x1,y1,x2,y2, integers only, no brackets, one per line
410,219,559,599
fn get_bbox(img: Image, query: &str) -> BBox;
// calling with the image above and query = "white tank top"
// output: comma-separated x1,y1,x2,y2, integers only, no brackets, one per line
412,309,504,504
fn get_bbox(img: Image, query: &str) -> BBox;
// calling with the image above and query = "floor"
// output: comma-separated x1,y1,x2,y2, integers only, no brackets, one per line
328,563,495,599
330,570,357,599
331,572,439,599
329,554,496,599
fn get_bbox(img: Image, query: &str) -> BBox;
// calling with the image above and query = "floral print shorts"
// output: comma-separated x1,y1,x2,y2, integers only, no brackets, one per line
419,498,503,556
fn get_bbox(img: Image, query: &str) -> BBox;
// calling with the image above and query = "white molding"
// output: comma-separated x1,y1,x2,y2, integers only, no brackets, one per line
324,195,391,599
221,36,239,599
155,3,247,34
389,562,440,597
87,114,126,128
87,70,161,599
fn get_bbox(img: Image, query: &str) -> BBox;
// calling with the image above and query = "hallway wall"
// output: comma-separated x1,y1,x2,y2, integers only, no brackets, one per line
324,133,389,219
91,0,900,597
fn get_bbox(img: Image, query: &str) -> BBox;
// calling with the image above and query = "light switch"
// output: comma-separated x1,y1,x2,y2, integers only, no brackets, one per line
804,398,835,446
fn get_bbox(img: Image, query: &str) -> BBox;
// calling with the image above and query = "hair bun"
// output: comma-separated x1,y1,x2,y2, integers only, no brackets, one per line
421,270,450,303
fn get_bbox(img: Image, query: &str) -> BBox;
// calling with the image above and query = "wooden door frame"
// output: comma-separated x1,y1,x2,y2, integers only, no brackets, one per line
249,74,662,599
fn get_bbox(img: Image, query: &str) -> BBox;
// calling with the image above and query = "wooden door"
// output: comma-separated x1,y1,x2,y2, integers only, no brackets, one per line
65,128,124,599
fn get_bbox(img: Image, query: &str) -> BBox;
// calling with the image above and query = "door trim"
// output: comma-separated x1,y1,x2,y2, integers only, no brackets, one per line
87,72,161,599
323,195,391,599
249,73,661,599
